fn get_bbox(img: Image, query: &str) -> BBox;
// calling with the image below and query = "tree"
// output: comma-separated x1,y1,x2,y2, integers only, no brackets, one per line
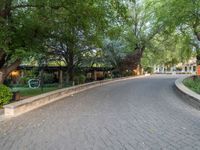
102,39,127,71
151,0,200,63
0,0,50,83
45,0,129,81
0,0,124,83
141,32,194,70
117,0,164,71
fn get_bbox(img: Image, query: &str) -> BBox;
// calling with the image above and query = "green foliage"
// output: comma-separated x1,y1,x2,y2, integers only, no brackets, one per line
19,77,30,85
102,39,127,69
79,75,86,84
18,70,38,85
112,70,121,78
122,70,133,77
183,77,200,94
0,84,13,106
0,5,49,56
141,32,194,68
148,0,200,62
144,67,153,74
43,73,55,84
74,74,86,85
14,87,59,97
1,0,198,83
73,76,79,85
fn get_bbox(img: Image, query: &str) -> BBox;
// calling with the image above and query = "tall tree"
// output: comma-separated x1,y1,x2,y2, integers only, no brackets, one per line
0,0,50,83
141,32,194,70
0,0,124,83
119,0,164,71
151,0,200,63
45,0,128,81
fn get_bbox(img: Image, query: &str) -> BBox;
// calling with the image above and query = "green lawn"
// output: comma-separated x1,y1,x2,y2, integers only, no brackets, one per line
12,87,60,97
183,76,200,94
10,83,73,97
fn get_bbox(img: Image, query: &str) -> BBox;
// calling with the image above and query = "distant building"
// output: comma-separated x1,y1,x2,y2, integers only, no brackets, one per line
154,58,197,74
176,58,196,73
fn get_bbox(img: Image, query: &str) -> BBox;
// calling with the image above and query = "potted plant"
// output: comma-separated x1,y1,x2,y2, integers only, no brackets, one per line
12,88,21,101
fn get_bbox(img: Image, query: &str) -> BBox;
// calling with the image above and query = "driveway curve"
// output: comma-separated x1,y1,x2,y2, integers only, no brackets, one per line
1,75,200,150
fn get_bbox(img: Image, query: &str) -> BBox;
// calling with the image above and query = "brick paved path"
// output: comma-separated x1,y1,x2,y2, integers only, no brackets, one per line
1,75,200,150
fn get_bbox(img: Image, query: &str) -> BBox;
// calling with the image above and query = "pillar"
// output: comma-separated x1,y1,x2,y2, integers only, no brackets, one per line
59,70,63,88
0,72,3,83
21,70,24,78
94,71,97,81
187,66,190,73
162,65,165,73
182,66,185,72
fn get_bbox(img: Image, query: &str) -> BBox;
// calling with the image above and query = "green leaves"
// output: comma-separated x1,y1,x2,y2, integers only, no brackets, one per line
0,84,12,106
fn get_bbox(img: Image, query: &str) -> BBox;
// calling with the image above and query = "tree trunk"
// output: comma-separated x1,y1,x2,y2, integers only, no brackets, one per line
0,0,12,20
68,66,74,82
40,68,44,92
65,71,69,84
0,71,4,83
0,0,18,84
59,70,63,88
67,48,75,82
0,59,21,84
121,46,145,71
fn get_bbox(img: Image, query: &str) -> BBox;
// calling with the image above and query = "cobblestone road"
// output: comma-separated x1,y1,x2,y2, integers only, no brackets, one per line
1,75,200,150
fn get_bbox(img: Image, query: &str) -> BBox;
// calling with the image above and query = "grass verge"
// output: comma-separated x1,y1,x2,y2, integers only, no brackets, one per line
10,83,72,98
183,76,200,94
12,87,60,97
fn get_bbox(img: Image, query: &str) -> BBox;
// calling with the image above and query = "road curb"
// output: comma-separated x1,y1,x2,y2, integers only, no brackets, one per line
175,76,200,109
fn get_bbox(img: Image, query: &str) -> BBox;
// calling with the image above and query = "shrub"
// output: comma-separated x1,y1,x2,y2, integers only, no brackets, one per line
144,67,153,74
79,75,86,84
122,70,133,77
73,76,79,85
0,84,13,106
183,77,200,94
19,77,30,85
74,74,86,85
43,73,55,84
112,71,121,78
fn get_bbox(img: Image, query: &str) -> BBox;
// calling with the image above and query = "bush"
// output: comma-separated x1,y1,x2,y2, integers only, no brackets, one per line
19,77,30,85
112,71,121,78
43,73,55,84
74,74,86,85
0,84,13,106
144,67,153,74
183,76,200,94
122,70,133,77
79,75,86,84
73,76,79,85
